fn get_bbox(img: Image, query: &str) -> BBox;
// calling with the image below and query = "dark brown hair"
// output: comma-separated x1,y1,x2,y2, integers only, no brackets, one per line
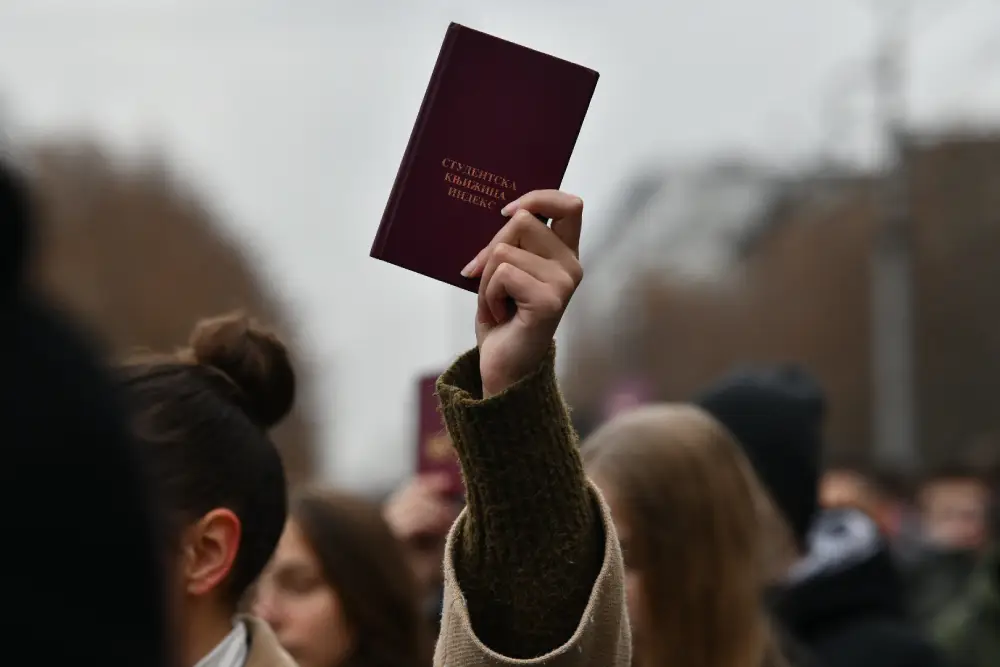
119,311,295,605
292,488,432,667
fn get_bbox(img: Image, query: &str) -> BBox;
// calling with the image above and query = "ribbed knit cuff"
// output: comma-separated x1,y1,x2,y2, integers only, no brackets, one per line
436,343,601,658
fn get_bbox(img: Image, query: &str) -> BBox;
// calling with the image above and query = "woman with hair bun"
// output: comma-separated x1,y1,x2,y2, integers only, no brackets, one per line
120,311,298,667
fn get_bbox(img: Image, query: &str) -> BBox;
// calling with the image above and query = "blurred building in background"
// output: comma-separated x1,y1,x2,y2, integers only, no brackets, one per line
25,139,319,484
565,131,1000,468
563,161,784,384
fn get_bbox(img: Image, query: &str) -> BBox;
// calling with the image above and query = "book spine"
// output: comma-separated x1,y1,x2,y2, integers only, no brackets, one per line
370,24,461,259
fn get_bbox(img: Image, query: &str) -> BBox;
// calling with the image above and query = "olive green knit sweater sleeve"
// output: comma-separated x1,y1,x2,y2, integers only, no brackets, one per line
435,344,603,660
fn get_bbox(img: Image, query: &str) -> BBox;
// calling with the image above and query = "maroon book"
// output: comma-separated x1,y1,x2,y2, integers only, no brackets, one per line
371,23,599,291
415,373,464,497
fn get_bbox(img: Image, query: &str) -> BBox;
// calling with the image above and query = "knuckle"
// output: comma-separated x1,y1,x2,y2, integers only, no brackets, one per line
542,288,564,314
492,242,515,263
494,262,513,281
556,273,577,299
511,208,535,228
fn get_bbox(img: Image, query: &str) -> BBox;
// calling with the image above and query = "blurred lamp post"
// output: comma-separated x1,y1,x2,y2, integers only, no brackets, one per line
870,0,918,472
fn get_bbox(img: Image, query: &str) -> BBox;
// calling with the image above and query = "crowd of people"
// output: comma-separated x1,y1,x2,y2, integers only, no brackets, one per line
3,148,997,667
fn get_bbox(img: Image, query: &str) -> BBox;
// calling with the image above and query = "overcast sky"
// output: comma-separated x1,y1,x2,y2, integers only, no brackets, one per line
1,0,998,492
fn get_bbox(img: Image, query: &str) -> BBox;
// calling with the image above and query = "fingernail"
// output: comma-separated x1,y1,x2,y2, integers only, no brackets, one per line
500,200,519,217
460,258,478,277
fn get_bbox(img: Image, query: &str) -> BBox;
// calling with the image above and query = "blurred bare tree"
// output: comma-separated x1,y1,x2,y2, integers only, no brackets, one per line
568,134,1000,466
25,139,317,484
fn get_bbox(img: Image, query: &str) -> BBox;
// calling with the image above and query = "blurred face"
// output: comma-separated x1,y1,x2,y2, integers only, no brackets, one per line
821,469,896,534
821,470,874,510
255,520,352,667
591,475,647,655
920,479,989,551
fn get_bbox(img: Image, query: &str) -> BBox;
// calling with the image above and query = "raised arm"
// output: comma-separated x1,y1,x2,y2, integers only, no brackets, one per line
433,192,630,667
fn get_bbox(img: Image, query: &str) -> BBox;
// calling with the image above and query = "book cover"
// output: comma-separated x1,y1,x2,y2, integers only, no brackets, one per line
371,23,599,291
416,373,463,497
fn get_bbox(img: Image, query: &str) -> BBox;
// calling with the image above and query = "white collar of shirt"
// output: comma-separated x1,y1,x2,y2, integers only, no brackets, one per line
194,621,249,667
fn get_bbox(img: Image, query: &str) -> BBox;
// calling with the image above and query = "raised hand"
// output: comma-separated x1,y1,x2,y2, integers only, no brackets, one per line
460,190,583,397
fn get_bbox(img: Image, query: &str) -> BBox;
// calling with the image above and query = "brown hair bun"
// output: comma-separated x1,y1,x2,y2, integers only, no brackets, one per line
186,311,295,429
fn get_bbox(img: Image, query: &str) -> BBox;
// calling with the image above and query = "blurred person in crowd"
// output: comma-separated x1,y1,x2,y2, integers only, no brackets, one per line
698,366,945,667
821,459,922,565
869,466,923,565
820,461,883,522
932,457,1000,667
382,473,461,627
918,461,991,553
255,488,433,667
822,459,894,537
907,459,991,626
1,156,171,666
583,403,799,667
119,311,299,667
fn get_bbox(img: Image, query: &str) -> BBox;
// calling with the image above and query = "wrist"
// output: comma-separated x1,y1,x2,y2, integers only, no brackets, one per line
481,381,502,400
480,368,518,400
479,364,508,400
480,351,551,399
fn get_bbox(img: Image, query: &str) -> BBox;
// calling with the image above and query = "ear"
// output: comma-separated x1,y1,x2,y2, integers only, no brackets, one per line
182,508,242,597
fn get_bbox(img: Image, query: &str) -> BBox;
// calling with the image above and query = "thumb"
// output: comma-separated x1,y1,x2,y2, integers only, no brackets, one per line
475,314,494,348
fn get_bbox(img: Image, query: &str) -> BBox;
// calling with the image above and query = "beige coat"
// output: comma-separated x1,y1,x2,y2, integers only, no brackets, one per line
434,483,631,666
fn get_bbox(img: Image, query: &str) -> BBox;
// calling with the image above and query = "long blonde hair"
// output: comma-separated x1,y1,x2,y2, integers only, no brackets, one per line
584,404,791,667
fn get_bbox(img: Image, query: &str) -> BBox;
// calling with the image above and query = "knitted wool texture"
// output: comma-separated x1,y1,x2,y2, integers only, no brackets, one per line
436,344,602,659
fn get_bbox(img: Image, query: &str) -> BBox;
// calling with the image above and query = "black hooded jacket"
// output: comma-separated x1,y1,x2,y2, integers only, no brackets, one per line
771,509,948,667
